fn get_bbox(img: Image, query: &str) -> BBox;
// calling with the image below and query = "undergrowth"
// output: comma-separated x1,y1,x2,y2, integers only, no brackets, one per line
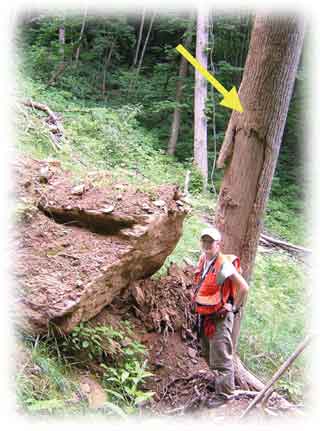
239,251,309,402
16,322,153,416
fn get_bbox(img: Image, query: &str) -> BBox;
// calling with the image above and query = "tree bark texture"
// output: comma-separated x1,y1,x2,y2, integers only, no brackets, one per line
215,15,305,282
194,9,209,188
75,7,88,65
133,8,146,67
168,19,193,156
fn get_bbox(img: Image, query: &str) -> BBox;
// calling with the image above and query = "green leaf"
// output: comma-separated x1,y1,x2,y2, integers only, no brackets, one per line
106,389,125,401
121,370,129,383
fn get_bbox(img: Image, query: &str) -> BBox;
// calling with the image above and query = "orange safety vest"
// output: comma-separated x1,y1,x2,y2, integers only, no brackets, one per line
194,252,241,315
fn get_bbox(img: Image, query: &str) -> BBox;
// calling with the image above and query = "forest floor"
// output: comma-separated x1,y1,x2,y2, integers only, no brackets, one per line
84,264,306,422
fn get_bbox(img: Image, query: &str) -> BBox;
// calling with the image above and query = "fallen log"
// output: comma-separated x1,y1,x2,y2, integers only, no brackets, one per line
22,100,64,150
240,335,314,419
260,233,311,254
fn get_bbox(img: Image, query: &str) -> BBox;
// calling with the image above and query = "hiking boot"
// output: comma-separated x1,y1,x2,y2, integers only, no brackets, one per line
206,396,228,409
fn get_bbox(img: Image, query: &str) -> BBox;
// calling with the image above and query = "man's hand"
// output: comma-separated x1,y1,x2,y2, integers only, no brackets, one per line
230,271,249,309
217,302,232,318
222,303,233,312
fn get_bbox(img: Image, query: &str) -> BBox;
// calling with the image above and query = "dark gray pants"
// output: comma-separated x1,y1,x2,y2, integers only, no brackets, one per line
200,311,235,397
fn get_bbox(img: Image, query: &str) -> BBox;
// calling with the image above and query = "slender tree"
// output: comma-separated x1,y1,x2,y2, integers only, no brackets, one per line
214,15,305,383
194,8,209,189
59,19,65,62
47,16,66,86
167,17,194,156
102,40,115,98
133,8,146,67
75,7,88,65
136,11,156,75
128,11,156,98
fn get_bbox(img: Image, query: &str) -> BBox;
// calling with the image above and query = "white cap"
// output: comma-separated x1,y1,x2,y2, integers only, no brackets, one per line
200,227,222,241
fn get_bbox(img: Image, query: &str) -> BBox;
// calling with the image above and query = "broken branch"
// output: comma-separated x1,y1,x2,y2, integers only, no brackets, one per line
240,335,314,419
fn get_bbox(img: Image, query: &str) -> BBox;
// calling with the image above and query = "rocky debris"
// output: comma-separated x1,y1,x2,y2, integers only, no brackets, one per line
78,375,107,409
13,156,191,335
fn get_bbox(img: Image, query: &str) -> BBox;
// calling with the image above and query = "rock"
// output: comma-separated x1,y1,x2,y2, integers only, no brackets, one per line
15,157,187,335
39,166,49,183
79,376,107,409
71,184,85,195
100,205,114,214
131,283,145,307
80,383,91,394
141,203,153,213
153,199,166,208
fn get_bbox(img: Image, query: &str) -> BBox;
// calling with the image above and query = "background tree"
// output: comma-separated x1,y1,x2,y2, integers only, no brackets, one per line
75,7,88,65
132,7,146,68
167,16,194,156
194,9,209,189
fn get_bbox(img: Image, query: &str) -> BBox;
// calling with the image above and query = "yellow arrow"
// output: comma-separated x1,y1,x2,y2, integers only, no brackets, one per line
176,44,243,113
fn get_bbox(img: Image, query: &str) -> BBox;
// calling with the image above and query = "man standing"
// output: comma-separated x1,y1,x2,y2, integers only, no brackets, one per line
193,227,249,408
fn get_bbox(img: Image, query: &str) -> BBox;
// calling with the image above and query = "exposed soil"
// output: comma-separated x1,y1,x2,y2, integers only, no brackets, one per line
13,156,188,334
89,266,305,421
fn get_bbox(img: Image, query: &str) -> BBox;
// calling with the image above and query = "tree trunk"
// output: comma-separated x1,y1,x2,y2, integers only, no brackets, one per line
167,18,193,156
75,7,88,65
59,22,65,62
133,8,146,67
102,41,115,98
194,9,209,190
215,16,305,359
136,11,156,75
127,11,156,100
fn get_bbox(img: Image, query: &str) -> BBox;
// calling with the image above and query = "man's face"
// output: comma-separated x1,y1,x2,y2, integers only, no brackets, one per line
201,235,220,258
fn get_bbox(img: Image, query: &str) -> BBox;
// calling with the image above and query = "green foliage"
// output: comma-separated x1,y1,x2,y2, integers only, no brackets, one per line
239,251,308,402
59,322,154,412
60,322,125,364
265,194,307,246
101,359,154,411
16,322,153,415
58,321,154,412
16,335,82,414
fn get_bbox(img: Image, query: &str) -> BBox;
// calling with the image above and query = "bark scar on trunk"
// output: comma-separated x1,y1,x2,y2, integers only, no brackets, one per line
217,120,237,168
220,186,240,208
